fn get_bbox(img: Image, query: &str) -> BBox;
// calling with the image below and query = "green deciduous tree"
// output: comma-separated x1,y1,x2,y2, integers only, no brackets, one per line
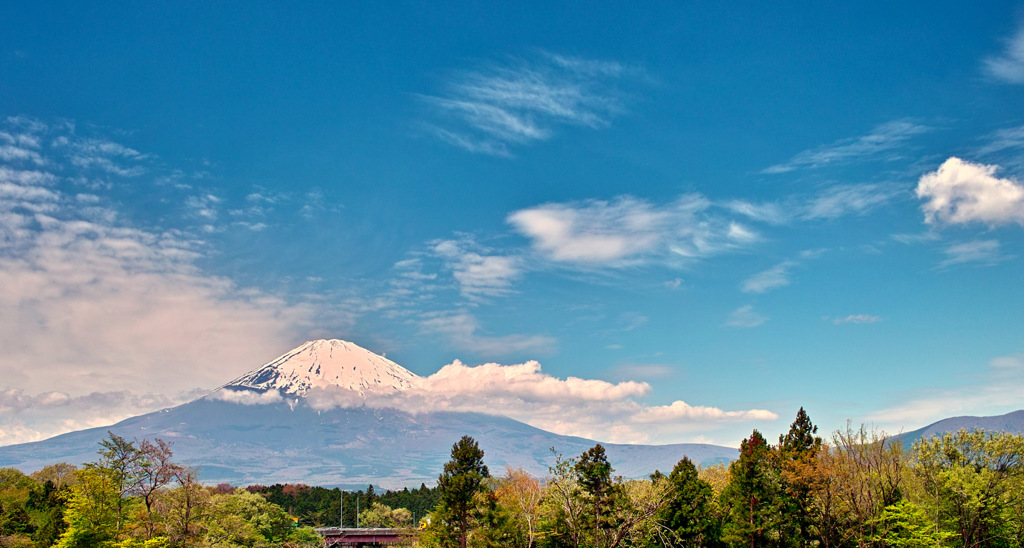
870,500,954,548
53,468,124,548
912,429,1024,547
494,467,543,548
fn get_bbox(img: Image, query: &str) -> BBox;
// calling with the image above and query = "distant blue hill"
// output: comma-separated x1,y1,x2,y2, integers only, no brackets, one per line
894,409,1024,447
0,397,735,489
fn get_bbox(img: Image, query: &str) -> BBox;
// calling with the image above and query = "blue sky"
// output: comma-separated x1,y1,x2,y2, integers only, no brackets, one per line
2,1,1024,447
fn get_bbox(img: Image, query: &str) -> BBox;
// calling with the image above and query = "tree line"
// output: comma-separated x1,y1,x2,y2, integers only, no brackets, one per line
2,407,1023,547
422,408,1024,548
0,433,323,547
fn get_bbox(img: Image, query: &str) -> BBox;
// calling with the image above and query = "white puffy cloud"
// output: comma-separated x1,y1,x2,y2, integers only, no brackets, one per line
210,388,284,406
306,359,776,444
507,195,750,266
916,157,1024,226
984,23,1024,84
635,401,776,423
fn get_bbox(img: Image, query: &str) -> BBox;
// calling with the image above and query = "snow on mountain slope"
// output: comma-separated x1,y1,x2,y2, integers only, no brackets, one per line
221,339,418,396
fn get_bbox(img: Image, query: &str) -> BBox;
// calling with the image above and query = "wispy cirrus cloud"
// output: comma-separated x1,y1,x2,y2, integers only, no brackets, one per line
977,124,1024,156
983,22,1024,84
0,117,318,445
741,249,826,294
762,120,930,174
727,183,902,224
940,239,1006,267
869,350,1024,432
420,310,555,357
831,314,882,325
724,305,768,328
742,261,796,293
422,52,640,156
916,157,1024,227
432,238,522,301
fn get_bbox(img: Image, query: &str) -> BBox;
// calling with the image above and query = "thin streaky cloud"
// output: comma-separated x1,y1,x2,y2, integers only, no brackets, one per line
727,183,901,225
983,22,1024,84
742,261,795,294
832,314,881,325
432,238,522,301
420,310,555,356
724,305,767,328
868,352,1024,431
422,52,638,155
940,239,1005,267
977,124,1024,156
762,120,930,174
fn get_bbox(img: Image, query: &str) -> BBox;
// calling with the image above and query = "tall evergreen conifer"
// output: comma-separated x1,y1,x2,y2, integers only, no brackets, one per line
723,430,784,548
436,435,489,548
779,407,822,548
660,456,720,547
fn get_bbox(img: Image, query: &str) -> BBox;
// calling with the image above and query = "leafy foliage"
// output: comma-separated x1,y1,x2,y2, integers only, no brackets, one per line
5,412,1024,548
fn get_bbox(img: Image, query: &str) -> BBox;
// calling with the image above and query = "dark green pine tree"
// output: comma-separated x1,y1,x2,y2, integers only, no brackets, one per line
659,456,722,548
778,407,822,548
436,435,489,548
723,430,785,548
575,444,616,547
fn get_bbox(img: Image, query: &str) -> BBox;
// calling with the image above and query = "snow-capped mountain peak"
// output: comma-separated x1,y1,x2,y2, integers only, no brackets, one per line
221,339,418,396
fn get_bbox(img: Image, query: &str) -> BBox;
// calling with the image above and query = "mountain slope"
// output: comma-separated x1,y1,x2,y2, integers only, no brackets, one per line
0,398,735,488
224,339,418,396
0,339,737,488
895,409,1024,447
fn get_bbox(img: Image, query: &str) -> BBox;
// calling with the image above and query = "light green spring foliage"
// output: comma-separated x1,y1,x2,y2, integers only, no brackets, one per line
359,502,412,528
420,425,1024,548
912,429,1024,548
7,421,1024,548
870,500,955,548
40,433,320,548
54,468,125,548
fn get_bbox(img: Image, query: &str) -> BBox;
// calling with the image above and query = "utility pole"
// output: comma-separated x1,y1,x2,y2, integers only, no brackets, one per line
356,494,360,527
340,489,344,528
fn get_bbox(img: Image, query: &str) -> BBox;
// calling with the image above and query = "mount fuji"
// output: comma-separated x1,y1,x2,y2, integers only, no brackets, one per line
0,340,737,488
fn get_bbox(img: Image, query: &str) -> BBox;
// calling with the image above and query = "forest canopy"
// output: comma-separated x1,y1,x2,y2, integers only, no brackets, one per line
2,409,1023,548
